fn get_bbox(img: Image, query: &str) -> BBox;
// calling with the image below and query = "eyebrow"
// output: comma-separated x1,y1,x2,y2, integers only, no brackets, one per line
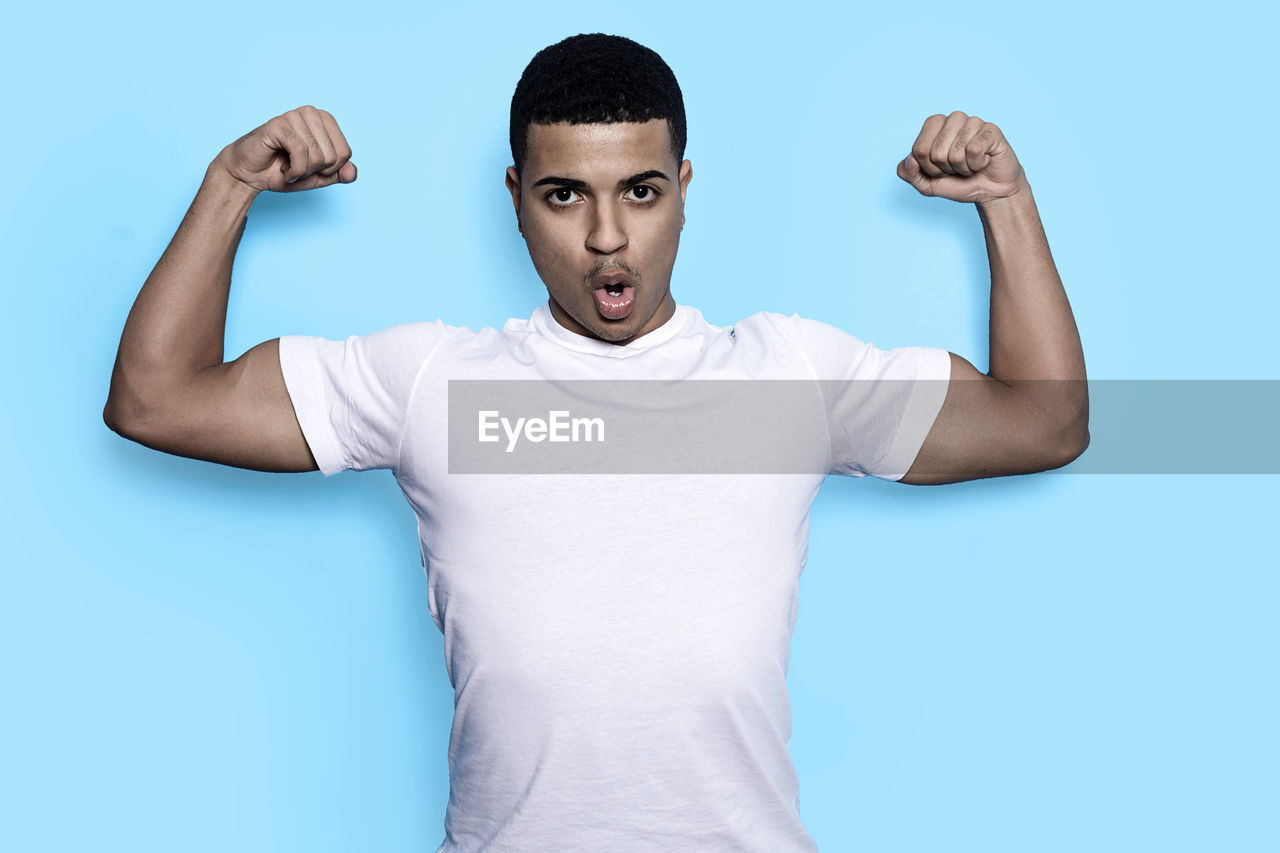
531,170,672,191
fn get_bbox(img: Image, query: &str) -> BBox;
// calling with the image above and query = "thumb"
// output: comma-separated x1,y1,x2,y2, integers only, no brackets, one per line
897,155,940,197
897,155,925,186
283,161,358,192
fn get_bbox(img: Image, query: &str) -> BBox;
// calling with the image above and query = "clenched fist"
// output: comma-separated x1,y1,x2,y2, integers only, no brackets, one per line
212,105,357,194
897,112,1026,204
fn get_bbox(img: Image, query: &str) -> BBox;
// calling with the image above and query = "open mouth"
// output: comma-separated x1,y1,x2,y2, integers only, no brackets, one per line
591,270,637,321
593,283,635,320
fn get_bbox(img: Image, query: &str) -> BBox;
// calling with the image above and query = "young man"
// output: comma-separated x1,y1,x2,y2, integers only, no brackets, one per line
105,33,1086,853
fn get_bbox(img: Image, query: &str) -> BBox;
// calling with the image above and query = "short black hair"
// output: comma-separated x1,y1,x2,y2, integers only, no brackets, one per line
509,33,686,178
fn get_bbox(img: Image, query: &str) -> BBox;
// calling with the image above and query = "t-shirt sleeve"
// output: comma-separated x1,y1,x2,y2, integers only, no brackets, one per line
277,320,455,476
781,314,952,481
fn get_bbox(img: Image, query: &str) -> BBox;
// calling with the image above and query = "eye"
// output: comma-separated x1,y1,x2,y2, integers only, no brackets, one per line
546,188,581,207
627,185,659,203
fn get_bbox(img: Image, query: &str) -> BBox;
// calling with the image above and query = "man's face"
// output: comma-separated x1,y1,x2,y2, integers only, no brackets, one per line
506,120,692,345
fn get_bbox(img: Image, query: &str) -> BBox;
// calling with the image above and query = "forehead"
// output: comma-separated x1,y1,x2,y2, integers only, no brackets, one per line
524,120,675,179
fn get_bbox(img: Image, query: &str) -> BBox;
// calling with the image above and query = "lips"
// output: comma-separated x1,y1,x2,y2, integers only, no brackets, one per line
590,269,637,320
593,283,635,320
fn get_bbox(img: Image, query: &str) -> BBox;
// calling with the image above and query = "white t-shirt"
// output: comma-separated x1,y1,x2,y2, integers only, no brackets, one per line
279,302,951,852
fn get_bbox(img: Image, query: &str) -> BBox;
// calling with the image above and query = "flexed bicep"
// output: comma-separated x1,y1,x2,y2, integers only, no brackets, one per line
900,352,1088,485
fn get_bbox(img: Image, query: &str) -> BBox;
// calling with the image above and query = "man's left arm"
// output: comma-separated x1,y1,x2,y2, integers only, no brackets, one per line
894,111,1089,485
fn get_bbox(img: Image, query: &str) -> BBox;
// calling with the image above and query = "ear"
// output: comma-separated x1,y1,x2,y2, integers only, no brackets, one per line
505,166,523,234
678,159,693,226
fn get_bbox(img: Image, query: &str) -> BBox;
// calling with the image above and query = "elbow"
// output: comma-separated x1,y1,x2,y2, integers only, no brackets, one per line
102,398,121,435
103,373,166,444
103,390,143,441
1039,411,1090,472
1048,422,1090,470
1030,381,1090,472
104,360,133,438
1001,376,1090,473
105,359,215,450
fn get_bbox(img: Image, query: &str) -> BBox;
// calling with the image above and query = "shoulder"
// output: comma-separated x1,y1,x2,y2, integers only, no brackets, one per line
278,318,487,395
727,311,949,381
680,311,840,378
359,318,479,349
346,318,501,366
730,311,862,343
728,311,873,361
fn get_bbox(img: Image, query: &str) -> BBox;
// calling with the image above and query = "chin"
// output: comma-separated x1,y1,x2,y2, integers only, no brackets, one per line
589,318,641,342
551,292,662,344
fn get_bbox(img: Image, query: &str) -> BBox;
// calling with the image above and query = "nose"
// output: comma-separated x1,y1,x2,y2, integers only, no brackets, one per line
586,199,628,255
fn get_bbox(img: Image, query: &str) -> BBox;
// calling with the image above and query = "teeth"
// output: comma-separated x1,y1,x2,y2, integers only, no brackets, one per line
605,284,623,296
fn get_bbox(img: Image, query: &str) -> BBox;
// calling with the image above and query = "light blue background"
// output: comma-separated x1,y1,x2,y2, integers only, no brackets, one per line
3,1,1276,851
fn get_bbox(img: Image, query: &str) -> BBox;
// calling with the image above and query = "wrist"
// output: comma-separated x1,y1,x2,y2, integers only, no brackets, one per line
976,178,1038,232
976,173,1032,214
203,159,262,209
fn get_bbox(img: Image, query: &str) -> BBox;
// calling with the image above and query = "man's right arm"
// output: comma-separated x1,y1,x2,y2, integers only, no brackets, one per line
103,106,357,472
